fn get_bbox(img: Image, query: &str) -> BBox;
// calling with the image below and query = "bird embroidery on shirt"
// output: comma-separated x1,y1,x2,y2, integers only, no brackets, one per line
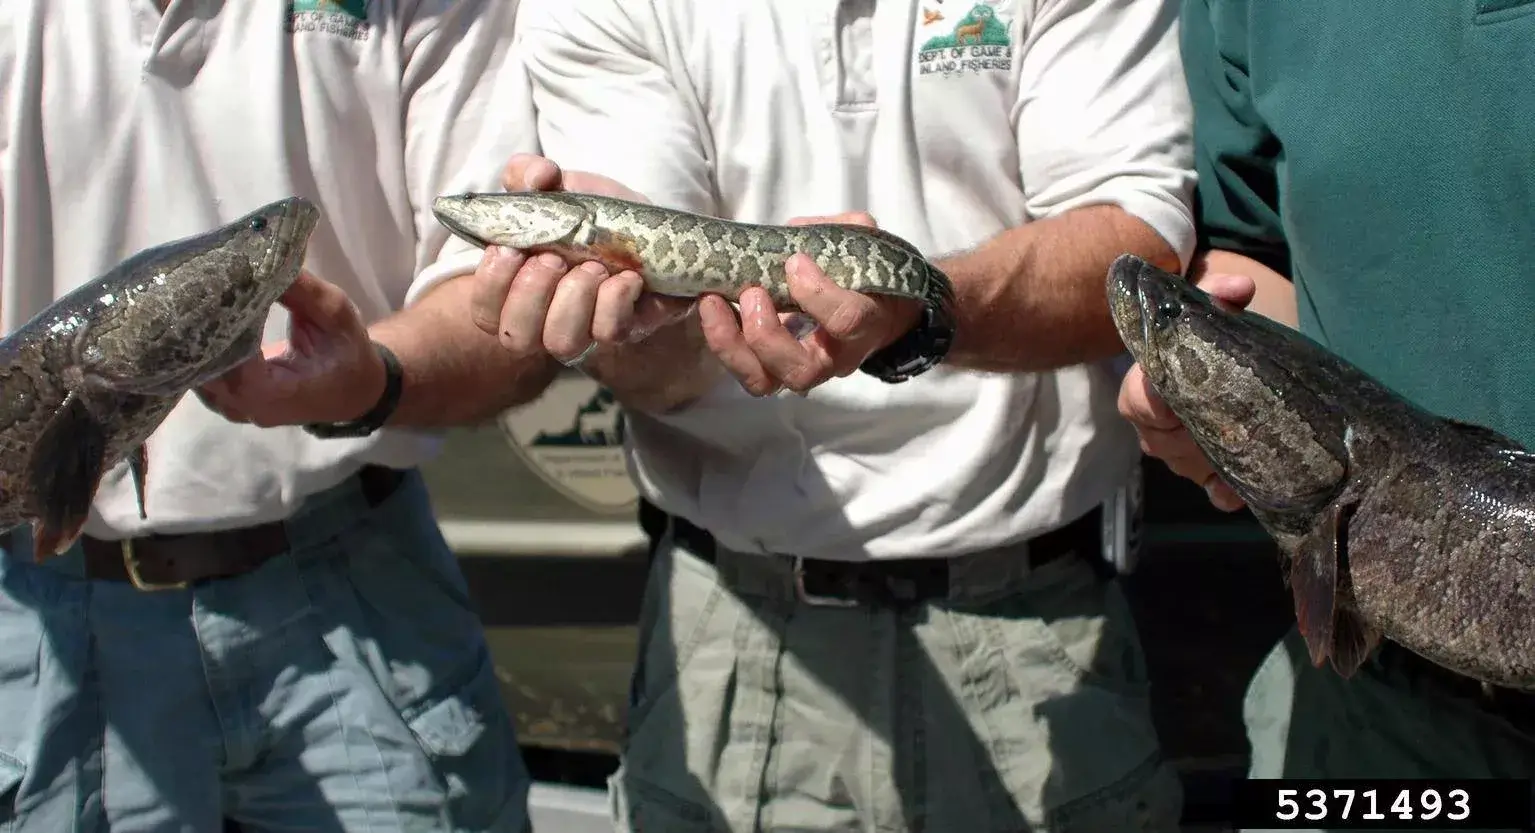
922,7,944,24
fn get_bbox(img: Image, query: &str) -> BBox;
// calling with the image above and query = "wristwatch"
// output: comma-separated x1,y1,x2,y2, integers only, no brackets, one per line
302,342,404,439
858,293,956,384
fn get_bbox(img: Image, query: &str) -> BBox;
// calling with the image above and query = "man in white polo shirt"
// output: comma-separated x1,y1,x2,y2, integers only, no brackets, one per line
469,0,1198,829
0,1,564,830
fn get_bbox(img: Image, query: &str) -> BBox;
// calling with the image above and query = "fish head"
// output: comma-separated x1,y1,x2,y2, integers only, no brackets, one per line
1107,254,1352,514
432,193,588,250
71,196,320,395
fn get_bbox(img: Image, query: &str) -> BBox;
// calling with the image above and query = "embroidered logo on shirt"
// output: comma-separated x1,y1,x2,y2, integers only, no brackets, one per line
285,0,372,41
915,2,1012,77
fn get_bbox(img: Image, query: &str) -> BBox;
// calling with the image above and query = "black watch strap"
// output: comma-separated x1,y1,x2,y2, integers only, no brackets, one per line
858,281,957,384
302,342,404,439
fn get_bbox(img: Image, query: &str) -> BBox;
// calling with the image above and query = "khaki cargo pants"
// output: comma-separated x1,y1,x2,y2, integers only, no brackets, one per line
608,528,1184,832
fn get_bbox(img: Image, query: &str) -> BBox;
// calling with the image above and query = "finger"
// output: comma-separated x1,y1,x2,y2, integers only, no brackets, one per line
502,153,562,193
543,261,610,359
497,253,567,354
278,271,357,334
737,287,834,393
590,272,646,343
784,254,882,343
1116,365,1181,430
786,211,876,228
468,247,528,337
698,295,780,396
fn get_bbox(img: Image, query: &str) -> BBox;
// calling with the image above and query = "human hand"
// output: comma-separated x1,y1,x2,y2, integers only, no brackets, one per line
1117,272,1255,511
697,212,922,396
198,271,387,427
469,154,693,363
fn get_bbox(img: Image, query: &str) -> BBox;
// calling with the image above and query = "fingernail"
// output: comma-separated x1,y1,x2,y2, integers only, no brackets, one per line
577,261,607,277
535,252,565,270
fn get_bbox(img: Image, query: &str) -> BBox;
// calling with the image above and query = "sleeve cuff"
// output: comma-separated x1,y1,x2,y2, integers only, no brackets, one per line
403,246,483,308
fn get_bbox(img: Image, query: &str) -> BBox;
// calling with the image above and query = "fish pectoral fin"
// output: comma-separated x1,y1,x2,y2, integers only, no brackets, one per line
129,444,149,520
26,390,111,560
1289,507,1344,669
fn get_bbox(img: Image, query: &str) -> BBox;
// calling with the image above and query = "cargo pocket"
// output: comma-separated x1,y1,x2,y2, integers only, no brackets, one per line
1009,558,1151,697
403,652,529,831
0,751,23,830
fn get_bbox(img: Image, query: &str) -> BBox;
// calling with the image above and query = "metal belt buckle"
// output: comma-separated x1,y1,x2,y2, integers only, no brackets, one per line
121,539,186,592
791,557,860,608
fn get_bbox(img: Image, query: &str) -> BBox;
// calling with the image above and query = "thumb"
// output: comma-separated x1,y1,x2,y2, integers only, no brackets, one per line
502,153,563,193
280,271,358,333
1193,271,1257,310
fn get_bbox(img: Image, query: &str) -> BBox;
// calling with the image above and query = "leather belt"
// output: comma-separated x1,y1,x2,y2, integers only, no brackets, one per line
77,464,406,591
1376,640,1535,737
668,506,1104,607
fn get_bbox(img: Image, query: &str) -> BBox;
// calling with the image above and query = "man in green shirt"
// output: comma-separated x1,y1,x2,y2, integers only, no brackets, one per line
1120,0,1535,826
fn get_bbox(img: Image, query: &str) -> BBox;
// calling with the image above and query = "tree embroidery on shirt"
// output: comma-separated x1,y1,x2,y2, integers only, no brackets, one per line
915,2,1013,76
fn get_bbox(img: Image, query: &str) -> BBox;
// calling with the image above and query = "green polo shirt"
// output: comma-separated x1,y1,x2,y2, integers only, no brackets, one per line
1182,0,1535,447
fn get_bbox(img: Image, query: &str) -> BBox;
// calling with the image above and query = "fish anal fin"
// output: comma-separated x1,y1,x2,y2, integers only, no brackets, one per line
129,444,149,520
26,391,110,560
1289,504,1344,669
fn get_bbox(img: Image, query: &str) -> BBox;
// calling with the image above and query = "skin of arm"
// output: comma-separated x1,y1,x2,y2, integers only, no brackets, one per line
938,205,1181,373
370,273,561,427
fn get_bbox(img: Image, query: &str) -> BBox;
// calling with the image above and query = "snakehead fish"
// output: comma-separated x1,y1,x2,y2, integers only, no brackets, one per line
1107,254,1535,690
0,197,318,559
431,192,955,316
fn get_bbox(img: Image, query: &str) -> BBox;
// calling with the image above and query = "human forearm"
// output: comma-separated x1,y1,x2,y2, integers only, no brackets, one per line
1191,249,1296,327
370,277,560,427
938,205,1181,372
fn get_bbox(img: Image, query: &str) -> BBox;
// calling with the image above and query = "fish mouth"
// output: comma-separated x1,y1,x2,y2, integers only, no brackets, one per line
432,197,490,249
267,197,321,289
1106,253,1154,359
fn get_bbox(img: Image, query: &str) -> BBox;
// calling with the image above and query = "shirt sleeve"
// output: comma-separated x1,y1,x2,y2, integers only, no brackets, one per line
399,0,544,307
1013,0,1198,271
516,0,717,215
1179,0,1290,275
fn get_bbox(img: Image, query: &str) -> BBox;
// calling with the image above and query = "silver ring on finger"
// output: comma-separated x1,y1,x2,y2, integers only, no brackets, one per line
558,341,599,368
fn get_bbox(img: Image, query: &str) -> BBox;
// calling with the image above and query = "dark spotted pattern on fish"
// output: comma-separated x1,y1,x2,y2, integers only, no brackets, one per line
1108,254,1535,692
431,192,955,319
0,197,317,557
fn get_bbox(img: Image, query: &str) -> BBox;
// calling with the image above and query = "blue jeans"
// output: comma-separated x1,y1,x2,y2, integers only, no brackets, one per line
0,469,530,832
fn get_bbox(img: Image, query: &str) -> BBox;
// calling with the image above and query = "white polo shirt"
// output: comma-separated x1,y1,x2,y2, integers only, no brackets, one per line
520,0,1196,561
0,0,538,536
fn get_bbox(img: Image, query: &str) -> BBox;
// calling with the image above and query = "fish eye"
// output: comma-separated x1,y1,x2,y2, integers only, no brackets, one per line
249,216,268,232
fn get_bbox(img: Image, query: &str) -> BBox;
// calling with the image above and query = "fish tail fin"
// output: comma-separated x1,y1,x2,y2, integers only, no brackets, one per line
26,390,110,560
